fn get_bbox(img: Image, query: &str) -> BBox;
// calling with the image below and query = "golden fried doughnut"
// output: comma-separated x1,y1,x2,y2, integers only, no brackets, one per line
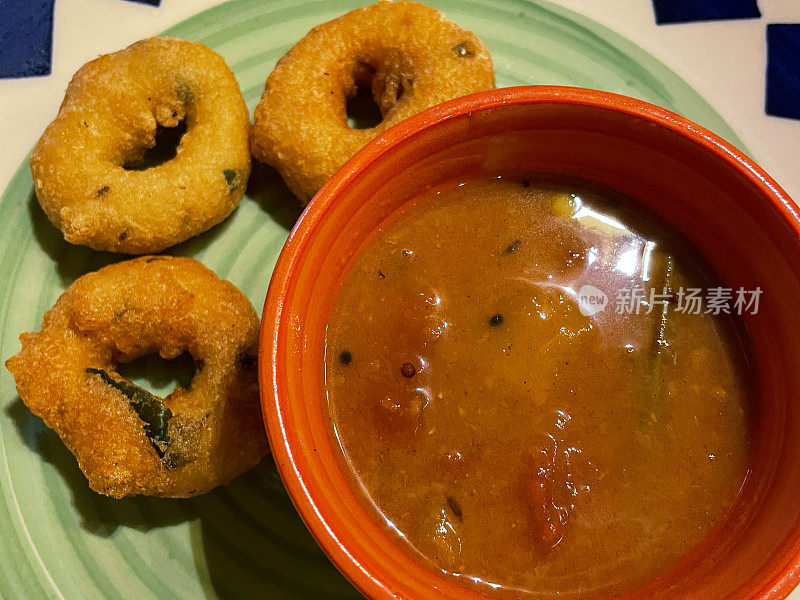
5,256,267,498
30,37,251,254
251,0,494,203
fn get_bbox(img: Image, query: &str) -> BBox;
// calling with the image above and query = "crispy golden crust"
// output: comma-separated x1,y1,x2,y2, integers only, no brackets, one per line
30,37,251,254
251,0,494,203
5,257,268,498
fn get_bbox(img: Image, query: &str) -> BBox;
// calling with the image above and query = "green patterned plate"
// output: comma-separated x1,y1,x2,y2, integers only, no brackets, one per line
0,1,748,598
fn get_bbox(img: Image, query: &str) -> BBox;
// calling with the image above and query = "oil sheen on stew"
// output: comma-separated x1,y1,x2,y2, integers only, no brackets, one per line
323,177,752,598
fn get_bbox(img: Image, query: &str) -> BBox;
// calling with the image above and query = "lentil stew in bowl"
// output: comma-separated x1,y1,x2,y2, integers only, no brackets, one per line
262,87,800,600
324,176,752,598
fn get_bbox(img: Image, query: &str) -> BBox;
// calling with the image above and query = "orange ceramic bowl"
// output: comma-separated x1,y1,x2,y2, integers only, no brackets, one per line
260,86,800,600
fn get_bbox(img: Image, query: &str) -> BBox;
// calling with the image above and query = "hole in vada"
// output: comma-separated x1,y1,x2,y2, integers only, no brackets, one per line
346,61,385,130
124,120,187,171
346,85,383,130
116,351,196,397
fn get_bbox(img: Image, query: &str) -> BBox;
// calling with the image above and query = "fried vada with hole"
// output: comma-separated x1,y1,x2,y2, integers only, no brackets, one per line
30,37,251,254
251,0,494,203
5,256,267,498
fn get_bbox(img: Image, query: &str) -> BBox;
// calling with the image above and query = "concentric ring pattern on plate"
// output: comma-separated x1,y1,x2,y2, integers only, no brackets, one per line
0,0,747,598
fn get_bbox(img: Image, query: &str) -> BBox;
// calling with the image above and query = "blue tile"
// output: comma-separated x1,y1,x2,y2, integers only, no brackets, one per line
121,0,162,5
652,0,760,24
766,24,800,120
0,0,55,78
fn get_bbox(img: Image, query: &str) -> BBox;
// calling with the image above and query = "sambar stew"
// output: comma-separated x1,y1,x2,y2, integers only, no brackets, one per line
324,177,752,597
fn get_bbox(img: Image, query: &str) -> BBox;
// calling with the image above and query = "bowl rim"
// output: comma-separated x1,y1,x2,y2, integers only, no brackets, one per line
259,85,800,600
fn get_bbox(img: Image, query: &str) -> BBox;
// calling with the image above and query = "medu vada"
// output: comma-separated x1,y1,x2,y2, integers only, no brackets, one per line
251,0,495,203
5,256,267,498
30,37,251,254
